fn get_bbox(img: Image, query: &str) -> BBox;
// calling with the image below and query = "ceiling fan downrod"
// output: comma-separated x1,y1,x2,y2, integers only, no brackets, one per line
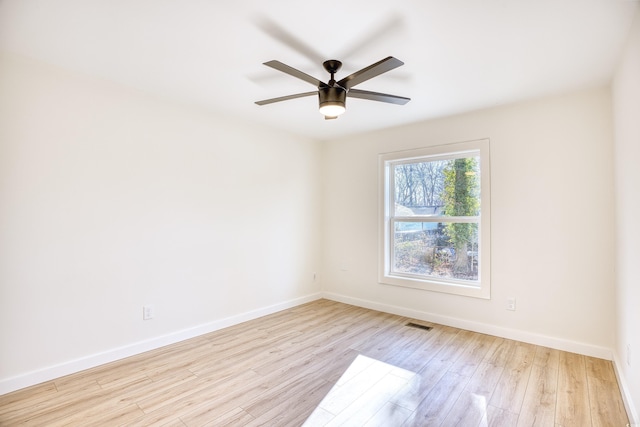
323,60,343,87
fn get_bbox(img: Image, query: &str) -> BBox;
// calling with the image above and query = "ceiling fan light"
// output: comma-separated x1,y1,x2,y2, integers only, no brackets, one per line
319,87,346,117
319,103,345,116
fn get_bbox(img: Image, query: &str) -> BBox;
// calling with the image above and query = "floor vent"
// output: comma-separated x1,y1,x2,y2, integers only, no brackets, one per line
406,322,433,331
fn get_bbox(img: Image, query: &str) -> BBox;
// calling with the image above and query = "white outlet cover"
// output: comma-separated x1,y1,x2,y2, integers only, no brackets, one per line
143,305,154,320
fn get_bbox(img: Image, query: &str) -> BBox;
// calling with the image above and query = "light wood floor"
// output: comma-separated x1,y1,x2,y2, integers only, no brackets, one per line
0,299,629,426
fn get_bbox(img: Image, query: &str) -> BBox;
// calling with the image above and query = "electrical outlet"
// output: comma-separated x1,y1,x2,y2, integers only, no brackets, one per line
506,297,516,311
143,305,155,320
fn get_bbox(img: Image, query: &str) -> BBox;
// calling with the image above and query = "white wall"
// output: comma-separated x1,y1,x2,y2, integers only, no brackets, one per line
612,10,640,424
322,88,616,357
0,52,322,393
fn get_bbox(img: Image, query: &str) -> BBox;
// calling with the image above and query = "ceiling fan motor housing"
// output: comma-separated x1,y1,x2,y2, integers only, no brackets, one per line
319,86,347,115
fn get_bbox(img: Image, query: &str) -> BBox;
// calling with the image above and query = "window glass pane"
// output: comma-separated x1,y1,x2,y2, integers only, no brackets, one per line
393,221,479,281
393,156,480,217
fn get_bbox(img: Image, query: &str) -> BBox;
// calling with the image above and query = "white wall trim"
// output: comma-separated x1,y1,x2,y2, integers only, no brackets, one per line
613,353,639,426
322,292,613,360
0,293,322,396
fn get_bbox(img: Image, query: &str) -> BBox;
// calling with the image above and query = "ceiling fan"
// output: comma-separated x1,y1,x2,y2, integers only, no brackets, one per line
255,56,410,120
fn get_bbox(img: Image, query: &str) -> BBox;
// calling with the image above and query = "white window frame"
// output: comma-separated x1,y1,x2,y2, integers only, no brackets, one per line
378,139,491,299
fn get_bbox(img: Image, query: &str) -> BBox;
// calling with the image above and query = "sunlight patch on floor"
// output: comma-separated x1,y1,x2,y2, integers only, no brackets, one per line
303,355,416,426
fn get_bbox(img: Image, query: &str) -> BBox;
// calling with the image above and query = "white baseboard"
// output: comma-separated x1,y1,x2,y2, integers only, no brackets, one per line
0,293,322,396
612,353,639,426
321,292,613,360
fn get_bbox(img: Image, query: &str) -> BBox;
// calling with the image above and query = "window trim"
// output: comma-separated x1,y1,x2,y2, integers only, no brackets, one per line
378,139,491,299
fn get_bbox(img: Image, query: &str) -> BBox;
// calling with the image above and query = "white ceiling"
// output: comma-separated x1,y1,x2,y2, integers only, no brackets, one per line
0,0,637,141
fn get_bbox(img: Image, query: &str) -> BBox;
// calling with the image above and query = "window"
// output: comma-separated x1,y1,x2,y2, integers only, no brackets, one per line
379,139,491,298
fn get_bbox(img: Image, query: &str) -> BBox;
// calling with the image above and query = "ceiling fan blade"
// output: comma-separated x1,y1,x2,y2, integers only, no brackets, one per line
337,56,404,90
347,89,410,105
254,16,326,65
255,91,317,106
263,61,328,88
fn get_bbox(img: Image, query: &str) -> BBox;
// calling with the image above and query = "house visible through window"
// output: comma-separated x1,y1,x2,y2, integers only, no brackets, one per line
379,139,491,298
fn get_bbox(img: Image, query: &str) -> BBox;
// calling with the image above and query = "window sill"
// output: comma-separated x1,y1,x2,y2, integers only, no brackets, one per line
379,273,490,299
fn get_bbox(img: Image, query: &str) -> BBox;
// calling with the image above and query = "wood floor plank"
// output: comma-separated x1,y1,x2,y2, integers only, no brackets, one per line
441,361,504,426
556,351,591,427
348,317,412,360
402,371,471,426
395,324,459,373
0,380,110,426
587,375,629,427
241,373,329,419
200,408,254,427
485,405,520,427
433,329,479,365
332,376,412,426
390,356,453,412
362,402,413,427
489,341,536,414
0,382,59,419
516,363,558,426
160,419,188,427
484,337,518,367
0,300,629,426
449,332,497,377
242,377,333,427
376,327,436,370
515,344,559,427
532,345,560,369
585,356,617,383
46,402,145,427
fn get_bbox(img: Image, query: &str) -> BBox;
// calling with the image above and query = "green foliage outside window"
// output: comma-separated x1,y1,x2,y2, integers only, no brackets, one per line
443,158,479,275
